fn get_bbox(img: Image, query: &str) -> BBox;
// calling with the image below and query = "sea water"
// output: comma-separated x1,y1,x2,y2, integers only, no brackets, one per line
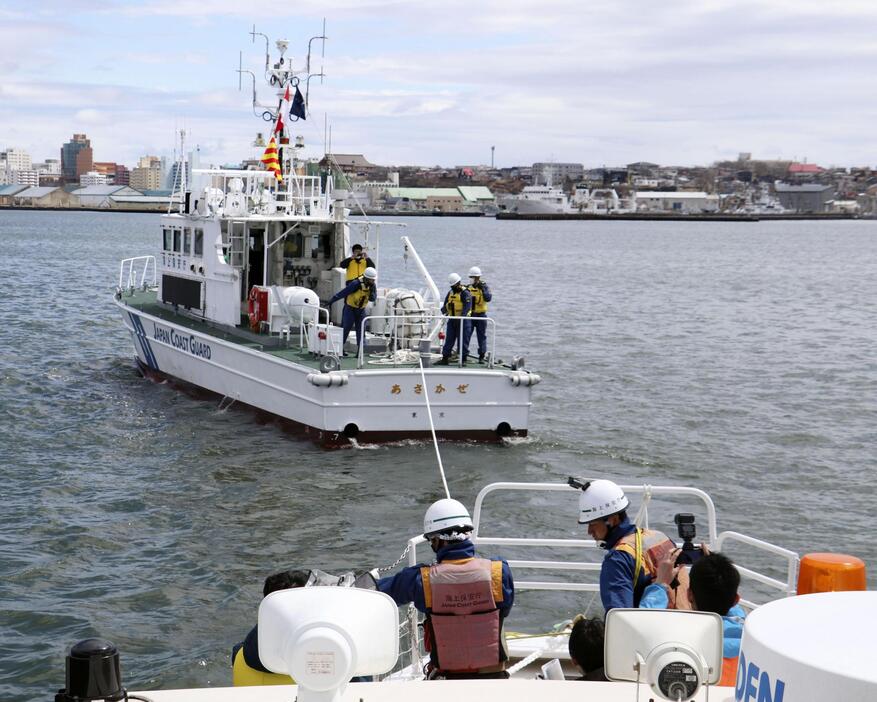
0,210,874,699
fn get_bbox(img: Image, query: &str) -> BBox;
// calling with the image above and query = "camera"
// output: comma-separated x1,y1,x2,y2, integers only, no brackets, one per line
673,513,703,566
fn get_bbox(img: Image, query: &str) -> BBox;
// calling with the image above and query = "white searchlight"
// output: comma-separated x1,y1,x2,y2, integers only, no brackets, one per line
257,587,399,702
605,608,723,701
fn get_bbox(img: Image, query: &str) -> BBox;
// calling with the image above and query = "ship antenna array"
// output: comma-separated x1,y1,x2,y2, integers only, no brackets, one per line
418,358,451,500
238,23,328,123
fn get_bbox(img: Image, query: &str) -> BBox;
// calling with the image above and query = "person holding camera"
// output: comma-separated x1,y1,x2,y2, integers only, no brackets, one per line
572,478,689,612
339,243,376,282
639,548,746,687
465,266,492,363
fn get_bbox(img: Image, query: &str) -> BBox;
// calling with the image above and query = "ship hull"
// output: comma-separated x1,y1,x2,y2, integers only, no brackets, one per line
119,301,534,446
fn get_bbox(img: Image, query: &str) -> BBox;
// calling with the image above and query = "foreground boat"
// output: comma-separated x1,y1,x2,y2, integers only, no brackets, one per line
55,480,873,701
114,31,539,447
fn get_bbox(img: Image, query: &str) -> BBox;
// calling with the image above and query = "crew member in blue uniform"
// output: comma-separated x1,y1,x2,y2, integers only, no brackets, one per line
329,267,377,355
572,478,679,613
436,273,472,365
464,266,492,363
377,498,514,679
339,244,376,282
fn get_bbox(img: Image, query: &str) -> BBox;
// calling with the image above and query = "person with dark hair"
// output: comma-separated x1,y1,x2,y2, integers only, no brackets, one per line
232,569,311,685
568,615,608,681
639,550,745,687
572,479,685,612
377,498,515,679
339,244,376,282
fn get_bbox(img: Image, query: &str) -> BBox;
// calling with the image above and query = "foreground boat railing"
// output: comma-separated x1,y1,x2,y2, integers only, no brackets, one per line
358,314,497,369
385,481,802,674
118,256,156,292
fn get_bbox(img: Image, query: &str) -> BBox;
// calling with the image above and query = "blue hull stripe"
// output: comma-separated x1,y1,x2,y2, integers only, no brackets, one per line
129,312,159,371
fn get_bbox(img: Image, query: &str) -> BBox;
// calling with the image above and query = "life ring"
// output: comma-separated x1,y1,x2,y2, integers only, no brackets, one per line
248,286,265,332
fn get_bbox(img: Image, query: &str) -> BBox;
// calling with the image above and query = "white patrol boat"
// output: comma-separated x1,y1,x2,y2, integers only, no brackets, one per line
55,480,873,702
114,29,539,447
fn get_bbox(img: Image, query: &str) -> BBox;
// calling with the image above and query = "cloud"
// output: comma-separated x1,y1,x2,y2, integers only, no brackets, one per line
2,1,877,168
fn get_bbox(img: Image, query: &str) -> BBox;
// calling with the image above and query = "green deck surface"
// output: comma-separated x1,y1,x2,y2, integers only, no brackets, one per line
118,288,490,372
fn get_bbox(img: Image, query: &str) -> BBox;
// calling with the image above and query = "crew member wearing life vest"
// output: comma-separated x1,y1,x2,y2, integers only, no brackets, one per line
329,267,377,355
640,550,745,687
232,570,310,686
377,498,515,679
464,266,492,363
573,478,687,612
339,244,376,282
436,273,472,365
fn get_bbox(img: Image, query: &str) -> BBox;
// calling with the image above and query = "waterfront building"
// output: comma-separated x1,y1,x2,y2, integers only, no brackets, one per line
70,184,141,208
532,162,583,185
635,191,719,213
61,134,93,183
10,186,75,208
1,147,32,172
774,183,834,213
320,153,380,178
80,171,109,186
12,170,40,187
130,156,164,192
0,184,28,205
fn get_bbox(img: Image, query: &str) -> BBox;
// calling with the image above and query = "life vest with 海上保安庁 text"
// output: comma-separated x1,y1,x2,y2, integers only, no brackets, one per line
420,557,506,673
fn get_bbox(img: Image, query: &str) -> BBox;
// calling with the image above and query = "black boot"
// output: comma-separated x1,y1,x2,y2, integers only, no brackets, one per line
435,356,450,366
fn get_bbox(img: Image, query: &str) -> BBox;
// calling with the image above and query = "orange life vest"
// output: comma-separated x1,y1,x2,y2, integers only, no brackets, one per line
420,557,506,674
613,528,692,610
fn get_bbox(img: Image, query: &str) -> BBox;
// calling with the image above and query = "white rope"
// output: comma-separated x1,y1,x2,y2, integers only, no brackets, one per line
633,484,653,528
418,357,450,499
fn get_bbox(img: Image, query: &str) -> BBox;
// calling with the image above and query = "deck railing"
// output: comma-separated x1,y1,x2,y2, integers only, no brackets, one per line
358,313,497,369
386,481,801,676
118,256,156,292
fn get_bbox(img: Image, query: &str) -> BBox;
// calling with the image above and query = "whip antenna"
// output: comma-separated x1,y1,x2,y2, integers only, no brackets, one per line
418,357,450,499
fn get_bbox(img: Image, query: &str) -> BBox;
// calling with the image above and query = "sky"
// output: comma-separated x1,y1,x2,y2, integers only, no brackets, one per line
1,0,876,170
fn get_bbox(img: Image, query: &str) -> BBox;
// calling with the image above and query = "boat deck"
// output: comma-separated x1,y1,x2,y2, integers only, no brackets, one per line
118,288,498,373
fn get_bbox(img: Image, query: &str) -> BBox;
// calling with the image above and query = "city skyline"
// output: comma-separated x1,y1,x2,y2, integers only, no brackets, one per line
2,1,876,169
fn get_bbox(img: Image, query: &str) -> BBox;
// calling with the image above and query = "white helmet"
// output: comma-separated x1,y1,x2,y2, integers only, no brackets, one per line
363,267,377,280
423,498,473,537
468,266,482,278
448,273,462,286
576,479,629,524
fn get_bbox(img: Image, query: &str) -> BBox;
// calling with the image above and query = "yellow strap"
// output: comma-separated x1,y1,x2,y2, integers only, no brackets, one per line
491,560,504,603
421,566,432,609
633,528,643,585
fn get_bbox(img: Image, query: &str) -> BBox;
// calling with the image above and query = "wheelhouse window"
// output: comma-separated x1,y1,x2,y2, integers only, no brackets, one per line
194,229,204,256
163,228,172,251
173,229,181,252
184,228,192,254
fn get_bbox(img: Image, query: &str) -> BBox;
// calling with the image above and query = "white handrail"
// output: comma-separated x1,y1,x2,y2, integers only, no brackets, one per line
118,256,156,290
359,313,497,369
715,530,800,601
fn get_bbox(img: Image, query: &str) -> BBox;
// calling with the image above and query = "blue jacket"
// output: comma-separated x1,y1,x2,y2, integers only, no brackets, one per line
377,540,514,617
640,584,746,658
330,278,376,306
598,517,656,612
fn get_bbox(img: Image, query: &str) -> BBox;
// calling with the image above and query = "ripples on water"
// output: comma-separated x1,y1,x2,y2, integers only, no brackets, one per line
0,211,875,699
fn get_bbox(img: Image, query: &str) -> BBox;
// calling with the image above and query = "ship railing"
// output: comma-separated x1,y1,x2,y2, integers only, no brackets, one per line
272,174,331,217
384,481,802,672
192,168,331,218
296,305,342,357
118,256,156,293
357,313,497,370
